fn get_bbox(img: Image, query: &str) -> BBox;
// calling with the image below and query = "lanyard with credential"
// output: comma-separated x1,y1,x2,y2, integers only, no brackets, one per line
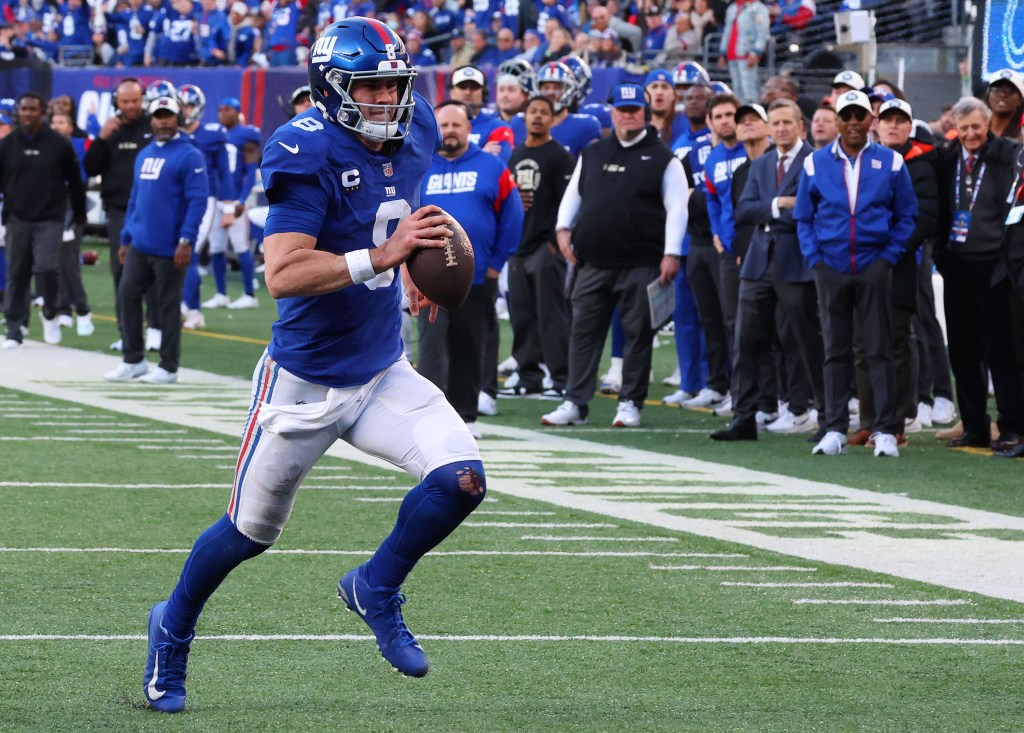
955,156,986,212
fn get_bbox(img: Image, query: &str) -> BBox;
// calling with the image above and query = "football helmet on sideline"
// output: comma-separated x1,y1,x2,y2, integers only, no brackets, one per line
536,60,576,114
177,84,207,126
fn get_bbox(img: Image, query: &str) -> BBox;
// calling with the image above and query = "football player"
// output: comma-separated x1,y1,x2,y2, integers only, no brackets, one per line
142,17,486,714
509,59,601,157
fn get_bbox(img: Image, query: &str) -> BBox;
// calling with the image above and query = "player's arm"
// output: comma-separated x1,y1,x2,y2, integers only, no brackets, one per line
264,206,453,299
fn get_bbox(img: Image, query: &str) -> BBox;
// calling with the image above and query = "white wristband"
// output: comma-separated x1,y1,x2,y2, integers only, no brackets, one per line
345,248,376,284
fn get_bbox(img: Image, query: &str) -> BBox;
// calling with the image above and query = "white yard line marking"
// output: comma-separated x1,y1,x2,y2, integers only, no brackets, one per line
3,633,1023,646
136,445,238,451
0,407,81,413
652,565,817,572
722,582,895,588
0,546,718,558
522,535,678,542
463,522,617,528
0,482,227,489
793,599,973,606
6,346,1024,602
0,437,186,443
873,618,1024,624
33,422,147,428
474,511,554,516
64,428,188,435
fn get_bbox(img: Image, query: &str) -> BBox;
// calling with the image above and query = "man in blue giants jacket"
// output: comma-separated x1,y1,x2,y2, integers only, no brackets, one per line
417,100,524,438
795,90,918,458
105,95,209,385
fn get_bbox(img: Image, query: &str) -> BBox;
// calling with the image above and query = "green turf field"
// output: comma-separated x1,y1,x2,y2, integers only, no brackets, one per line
1,256,1022,732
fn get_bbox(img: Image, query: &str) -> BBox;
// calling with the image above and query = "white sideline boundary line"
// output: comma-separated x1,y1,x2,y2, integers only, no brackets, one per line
0,546,722,558
793,599,973,606
463,522,617,528
873,618,1024,624
722,582,895,588
652,565,817,572
3,633,1024,646
521,535,679,542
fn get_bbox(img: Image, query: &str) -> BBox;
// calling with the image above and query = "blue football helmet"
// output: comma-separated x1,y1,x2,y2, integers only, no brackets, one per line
536,60,575,114
673,61,710,88
144,80,177,105
177,83,206,126
307,17,417,142
496,57,538,96
559,55,592,110
709,80,733,96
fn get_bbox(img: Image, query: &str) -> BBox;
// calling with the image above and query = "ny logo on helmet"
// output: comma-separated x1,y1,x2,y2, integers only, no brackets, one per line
311,35,337,64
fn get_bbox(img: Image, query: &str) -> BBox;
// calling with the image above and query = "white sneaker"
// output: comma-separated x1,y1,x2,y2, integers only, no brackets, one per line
931,396,956,425
904,417,923,434
104,360,149,382
228,294,259,309
495,296,509,321
180,302,189,316
140,366,178,384
850,413,861,431
145,327,162,351
541,400,586,426
57,314,74,328
540,363,553,390
711,393,733,417
2,338,21,349
872,432,900,457
202,292,230,309
916,402,933,428
848,397,860,415
598,372,621,395
663,389,696,406
182,310,205,330
109,338,123,351
755,410,778,430
497,355,518,376
768,409,817,434
41,315,61,345
613,400,641,427
503,371,521,389
662,367,681,387
812,431,848,456
465,420,482,439
32,295,43,308
76,313,95,337
681,388,726,409
478,392,498,416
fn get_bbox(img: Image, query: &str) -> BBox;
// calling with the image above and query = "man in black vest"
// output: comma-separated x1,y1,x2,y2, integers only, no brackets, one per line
542,83,689,428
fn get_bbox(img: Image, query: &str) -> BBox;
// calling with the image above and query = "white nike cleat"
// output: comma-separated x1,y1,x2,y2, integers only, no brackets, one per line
202,292,230,309
57,314,74,328
681,388,727,409
140,366,178,384
541,400,586,426
2,338,21,350
76,313,95,337
477,392,498,416
661,367,681,387
663,389,696,406
872,432,900,457
182,310,205,330
227,294,258,309
812,431,848,456
105,361,149,382
41,315,61,344
613,400,641,427
931,396,956,425
145,327,162,351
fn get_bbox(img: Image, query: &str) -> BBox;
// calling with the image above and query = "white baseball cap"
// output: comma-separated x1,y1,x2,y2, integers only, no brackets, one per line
878,97,913,120
450,66,486,87
832,70,866,90
230,1,249,14
834,89,872,115
148,96,181,116
988,68,1024,98
735,102,768,123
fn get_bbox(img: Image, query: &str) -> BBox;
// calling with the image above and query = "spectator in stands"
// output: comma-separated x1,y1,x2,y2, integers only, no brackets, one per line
593,28,628,67
986,69,1024,142
517,28,544,64
642,5,668,59
718,0,769,103
659,11,702,64
114,0,154,66
265,0,299,66
768,0,814,33
448,27,473,67
57,0,93,55
405,28,437,66
0,21,29,60
493,27,518,63
428,0,458,61
795,90,918,458
760,73,817,121
226,1,259,65
539,24,573,64
146,0,200,66
690,0,717,37
810,105,837,148
468,28,499,67
935,96,1024,453
197,0,229,65
606,0,643,53
545,82,687,428
536,0,574,37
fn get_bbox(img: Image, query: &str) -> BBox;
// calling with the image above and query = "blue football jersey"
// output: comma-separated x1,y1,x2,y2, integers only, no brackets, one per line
260,94,441,388
190,122,233,201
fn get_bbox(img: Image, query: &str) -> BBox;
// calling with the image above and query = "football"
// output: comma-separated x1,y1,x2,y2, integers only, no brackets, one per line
406,211,475,310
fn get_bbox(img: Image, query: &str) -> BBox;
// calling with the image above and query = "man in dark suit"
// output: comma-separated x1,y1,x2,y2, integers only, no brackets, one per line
711,98,824,441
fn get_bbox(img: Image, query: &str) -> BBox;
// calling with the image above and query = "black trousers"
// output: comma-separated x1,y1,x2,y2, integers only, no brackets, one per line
814,258,899,435
914,242,954,403
854,305,917,427
943,256,1024,437
417,278,497,423
732,258,825,422
566,264,659,413
107,207,158,335
718,250,740,357
57,224,90,316
119,248,186,372
686,245,731,394
508,245,570,392
3,216,63,340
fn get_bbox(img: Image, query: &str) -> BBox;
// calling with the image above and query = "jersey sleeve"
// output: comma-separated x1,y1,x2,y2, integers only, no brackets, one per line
261,116,335,238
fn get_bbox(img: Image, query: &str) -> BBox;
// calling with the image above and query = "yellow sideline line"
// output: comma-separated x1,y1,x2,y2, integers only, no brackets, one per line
90,313,270,346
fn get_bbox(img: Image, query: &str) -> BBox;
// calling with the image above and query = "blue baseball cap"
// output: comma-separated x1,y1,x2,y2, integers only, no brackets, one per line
609,83,646,109
220,97,241,110
645,68,673,87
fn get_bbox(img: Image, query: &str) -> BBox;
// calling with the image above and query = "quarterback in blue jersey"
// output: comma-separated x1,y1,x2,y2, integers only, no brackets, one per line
142,18,486,714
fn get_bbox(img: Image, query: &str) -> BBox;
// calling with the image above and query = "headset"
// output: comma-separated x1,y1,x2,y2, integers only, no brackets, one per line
111,77,143,118
449,65,489,105
607,86,652,124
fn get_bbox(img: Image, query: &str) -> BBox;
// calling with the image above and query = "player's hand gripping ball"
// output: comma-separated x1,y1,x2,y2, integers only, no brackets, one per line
406,210,475,310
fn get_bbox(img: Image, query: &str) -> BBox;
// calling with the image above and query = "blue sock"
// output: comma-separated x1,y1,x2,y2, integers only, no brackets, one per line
610,307,624,358
162,514,269,639
237,251,255,296
363,461,486,590
0,246,6,292
211,252,228,295
182,253,201,311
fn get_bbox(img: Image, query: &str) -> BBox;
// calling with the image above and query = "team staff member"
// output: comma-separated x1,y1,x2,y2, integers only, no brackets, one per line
448,65,515,163
0,92,86,349
795,90,918,458
105,95,208,384
505,94,575,398
417,101,524,438
83,77,155,350
543,83,688,429
935,96,1024,453
142,20,485,713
